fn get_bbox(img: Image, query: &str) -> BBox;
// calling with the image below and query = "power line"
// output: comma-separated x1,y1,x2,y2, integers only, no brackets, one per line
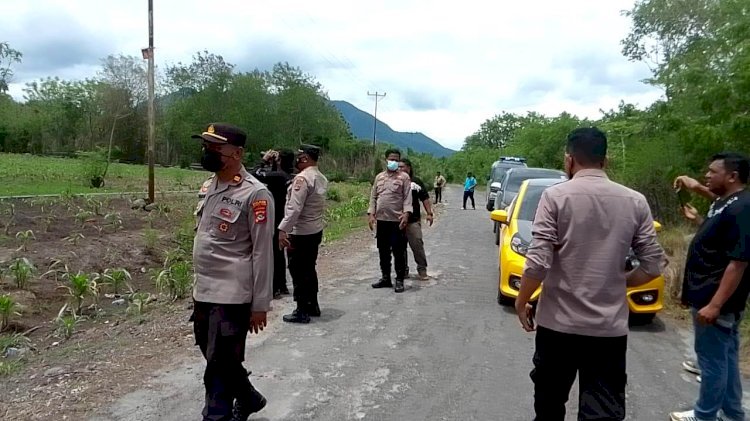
367,91,386,148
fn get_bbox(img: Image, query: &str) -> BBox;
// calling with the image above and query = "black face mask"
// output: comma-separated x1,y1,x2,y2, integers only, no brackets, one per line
200,149,225,172
295,155,307,171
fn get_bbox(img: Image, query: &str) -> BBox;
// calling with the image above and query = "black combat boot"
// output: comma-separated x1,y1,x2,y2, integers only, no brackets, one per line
282,304,311,324
371,277,393,289
307,298,321,317
231,380,267,421
394,279,405,293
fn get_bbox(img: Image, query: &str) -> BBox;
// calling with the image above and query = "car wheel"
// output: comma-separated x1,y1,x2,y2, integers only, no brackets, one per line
629,313,656,325
497,290,514,306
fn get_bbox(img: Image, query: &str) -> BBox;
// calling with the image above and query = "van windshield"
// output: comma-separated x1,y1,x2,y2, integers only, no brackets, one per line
491,163,524,182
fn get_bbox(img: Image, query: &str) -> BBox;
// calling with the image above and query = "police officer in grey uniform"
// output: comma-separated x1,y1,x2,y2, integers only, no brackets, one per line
191,123,274,421
278,144,328,324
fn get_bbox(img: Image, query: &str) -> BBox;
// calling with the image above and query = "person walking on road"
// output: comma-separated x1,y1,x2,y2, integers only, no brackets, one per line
462,172,477,210
434,171,446,204
368,148,412,293
251,149,295,298
515,127,666,421
669,152,750,421
191,123,273,421
278,145,328,324
399,158,434,281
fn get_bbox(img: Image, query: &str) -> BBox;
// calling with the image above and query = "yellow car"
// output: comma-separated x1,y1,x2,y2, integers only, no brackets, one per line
489,178,665,323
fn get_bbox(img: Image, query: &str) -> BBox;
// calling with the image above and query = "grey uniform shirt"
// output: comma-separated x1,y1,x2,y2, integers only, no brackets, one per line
523,169,666,337
278,166,328,235
368,171,413,222
193,167,275,312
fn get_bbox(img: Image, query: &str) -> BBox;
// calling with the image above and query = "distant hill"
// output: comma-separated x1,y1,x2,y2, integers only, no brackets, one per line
330,100,455,158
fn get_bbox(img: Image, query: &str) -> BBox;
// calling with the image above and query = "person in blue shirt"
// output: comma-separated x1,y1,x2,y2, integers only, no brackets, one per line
463,172,477,210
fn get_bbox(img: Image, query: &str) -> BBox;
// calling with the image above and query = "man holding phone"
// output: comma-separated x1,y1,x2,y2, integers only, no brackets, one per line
515,128,666,420
669,152,750,421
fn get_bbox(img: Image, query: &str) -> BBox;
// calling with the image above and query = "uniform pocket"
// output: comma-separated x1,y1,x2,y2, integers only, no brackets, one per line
376,180,387,194
209,204,242,240
388,180,403,193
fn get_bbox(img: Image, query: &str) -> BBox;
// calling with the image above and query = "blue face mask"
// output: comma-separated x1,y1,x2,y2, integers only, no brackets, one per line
386,160,399,171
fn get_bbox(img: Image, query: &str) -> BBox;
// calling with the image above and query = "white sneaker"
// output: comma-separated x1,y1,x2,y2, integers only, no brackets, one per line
697,374,702,383
669,410,714,421
683,360,702,375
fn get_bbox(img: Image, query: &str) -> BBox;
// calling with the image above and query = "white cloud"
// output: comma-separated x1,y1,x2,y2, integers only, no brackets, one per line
1,0,663,150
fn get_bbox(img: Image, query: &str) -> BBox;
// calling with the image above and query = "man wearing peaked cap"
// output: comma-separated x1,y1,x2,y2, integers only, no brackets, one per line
278,143,329,324
191,122,274,421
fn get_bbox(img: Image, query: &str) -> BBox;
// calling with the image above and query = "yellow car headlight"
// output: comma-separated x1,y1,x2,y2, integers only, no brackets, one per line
510,234,529,257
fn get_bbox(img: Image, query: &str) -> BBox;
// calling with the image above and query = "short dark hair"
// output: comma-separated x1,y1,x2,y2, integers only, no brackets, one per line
384,148,401,159
566,127,607,166
467,172,473,177
712,152,750,184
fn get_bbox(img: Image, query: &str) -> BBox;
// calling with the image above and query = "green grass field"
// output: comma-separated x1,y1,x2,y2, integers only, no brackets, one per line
0,153,207,197
0,153,370,241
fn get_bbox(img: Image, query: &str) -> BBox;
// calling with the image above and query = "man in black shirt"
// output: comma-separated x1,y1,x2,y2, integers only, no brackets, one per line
669,152,750,421
398,159,434,281
251,149,295,298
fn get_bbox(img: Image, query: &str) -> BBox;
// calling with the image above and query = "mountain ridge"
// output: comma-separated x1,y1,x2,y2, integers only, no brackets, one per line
330,100,455,157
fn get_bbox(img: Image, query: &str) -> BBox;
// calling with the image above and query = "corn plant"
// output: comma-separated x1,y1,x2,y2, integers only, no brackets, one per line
101,268,132,295
0,294,20,331
54,305,81,339
43,214,56,232
60,271,100,315
86,197,104,216
42,260,68,283
163,247,188,268
0,332,30,354
2,204,15,236
127,292,151,317
9,258,34,290
14,230,35,252
154,261,193,300
75,209,96,228
63,232,85,246
143,228,159,254
104,212,123,231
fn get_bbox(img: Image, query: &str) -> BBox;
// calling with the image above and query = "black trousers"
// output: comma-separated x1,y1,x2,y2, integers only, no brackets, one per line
532,326,627,421
463,190,475,208
288,231,323,306
193,301,256,421
376,220,407,280
272,229,287,292
434,187,442,203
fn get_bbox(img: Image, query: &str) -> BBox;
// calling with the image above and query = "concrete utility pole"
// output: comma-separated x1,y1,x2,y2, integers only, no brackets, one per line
144,0,156,203
367,91,386,148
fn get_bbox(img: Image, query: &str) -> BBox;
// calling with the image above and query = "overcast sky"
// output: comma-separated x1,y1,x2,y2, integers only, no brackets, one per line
1,0,662,150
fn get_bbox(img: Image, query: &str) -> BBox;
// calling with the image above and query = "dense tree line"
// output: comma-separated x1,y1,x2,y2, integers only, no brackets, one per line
408,0,750,223
0,49,376,179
